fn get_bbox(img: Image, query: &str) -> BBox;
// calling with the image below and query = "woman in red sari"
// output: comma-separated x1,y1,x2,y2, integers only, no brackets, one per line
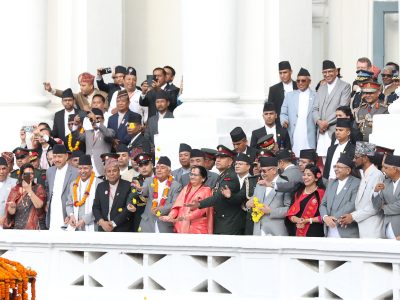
3,163,46,230
286,164,325,237
159,166,213,234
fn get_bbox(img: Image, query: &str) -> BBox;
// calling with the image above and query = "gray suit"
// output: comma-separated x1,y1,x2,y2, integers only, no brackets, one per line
144,111,174,147
79,123,115,176
252,177,291,236
139,177,182,233
372,178,400,237
319,175,360,238
45,165,79,228
280,89,317,149
281,165,303,183
0,176,17,218
65,177,102,231
312,78,351,137
172,167,190,183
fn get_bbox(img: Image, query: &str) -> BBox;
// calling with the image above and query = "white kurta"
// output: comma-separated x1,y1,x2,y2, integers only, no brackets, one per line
49,164,68,231
328,141,349,179
154,180,167,233
292,88,311,157
73,178,96,231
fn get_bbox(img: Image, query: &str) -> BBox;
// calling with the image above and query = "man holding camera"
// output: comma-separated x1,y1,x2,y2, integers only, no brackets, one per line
140,67,179,118
96,65,126,103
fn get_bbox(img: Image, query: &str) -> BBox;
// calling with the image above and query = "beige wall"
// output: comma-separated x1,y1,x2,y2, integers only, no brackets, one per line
124,0,183,86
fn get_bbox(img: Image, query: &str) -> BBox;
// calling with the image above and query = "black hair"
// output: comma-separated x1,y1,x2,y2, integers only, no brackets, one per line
38,122,51,130
191,165,208,183
18,163,35,185
93,94,106,104
386,61,399,72
336,105,354,121
153,67,166,76
163,65,176,76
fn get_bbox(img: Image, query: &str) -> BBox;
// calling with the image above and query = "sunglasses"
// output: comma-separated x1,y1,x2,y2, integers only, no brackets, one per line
296,79,308,83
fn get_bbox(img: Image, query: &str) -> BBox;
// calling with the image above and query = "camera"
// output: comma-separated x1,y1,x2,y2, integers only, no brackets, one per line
22,126,34,133
100,67,112,75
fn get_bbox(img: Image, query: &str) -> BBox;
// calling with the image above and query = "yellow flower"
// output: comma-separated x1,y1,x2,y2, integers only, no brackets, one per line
138,227,142,232
157,147,161,152
155,156,159,161
131,188,136,193
118,208,123,213
156,211,161,217
133,199,137,205
151,183,155,187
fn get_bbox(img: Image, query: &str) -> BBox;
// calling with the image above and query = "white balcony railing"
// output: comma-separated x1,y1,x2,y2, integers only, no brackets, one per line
1,230,399,300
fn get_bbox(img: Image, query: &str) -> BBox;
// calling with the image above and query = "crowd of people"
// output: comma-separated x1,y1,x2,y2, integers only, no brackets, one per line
0,58,399,240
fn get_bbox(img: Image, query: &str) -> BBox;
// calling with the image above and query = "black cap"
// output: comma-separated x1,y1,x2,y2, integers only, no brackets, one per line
155,90,169,101
259,157,278,167
115,65,127,75
127,113,142,124
116,144,129,153
53,144,67,154
190,149,205,158
298,68,310,77
79,154,92,166
215,145,236,158
0,157,7,166
91,108,103,117
263,102,276,112
134,153,152,164
179,143,192,153
336,118,352,128
100,153,120,161
62,88,74,99
384,154,400,167
230,127,246,143
236,153,252,164
323,60,336,70
299,149,317,161
337,153,354,168
158,156,171,167
276,149,292,161
12,147,29,159
71,150,84,158
68,114,76,122
126,66,136,76
201,148,217,160
279,61,291,71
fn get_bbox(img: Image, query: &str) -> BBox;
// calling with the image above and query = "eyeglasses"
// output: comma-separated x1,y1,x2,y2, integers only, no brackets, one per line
381,74,393,78
189,173,201,177
296,79,308,83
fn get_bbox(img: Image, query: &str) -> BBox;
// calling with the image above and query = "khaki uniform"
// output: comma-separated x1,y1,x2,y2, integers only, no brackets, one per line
355,101,388,142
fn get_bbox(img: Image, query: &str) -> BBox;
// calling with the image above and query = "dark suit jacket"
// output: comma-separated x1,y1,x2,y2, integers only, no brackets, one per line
92,179,133,232
267,80,298,120
199,167,244,235
52,109,81,144
125,133,152,154
250,124,291,150
107,110,142,144
144,111,174,146
139,88,179,118
323,141,356,179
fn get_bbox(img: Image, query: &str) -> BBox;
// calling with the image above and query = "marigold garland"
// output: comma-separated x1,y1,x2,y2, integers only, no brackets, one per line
73,172,95,207
67,127,84,151
251,197,265,223
152,175,173,216
0,257,37,300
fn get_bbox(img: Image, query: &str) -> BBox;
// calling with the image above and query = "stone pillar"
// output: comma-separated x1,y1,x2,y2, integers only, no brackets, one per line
0,0,51,152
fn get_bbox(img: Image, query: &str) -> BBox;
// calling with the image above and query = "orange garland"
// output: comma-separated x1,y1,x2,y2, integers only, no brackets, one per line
72,172,96,207
0,257,37,300
67,127,84,152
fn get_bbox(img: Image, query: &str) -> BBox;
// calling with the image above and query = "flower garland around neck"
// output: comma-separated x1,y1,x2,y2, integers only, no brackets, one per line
73,172,95,207
251,197,265,223
151,175,173,217
0,257,37,300
67,127,85,151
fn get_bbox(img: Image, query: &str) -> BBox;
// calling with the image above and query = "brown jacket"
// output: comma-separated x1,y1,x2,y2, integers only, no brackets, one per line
54,88,108,111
